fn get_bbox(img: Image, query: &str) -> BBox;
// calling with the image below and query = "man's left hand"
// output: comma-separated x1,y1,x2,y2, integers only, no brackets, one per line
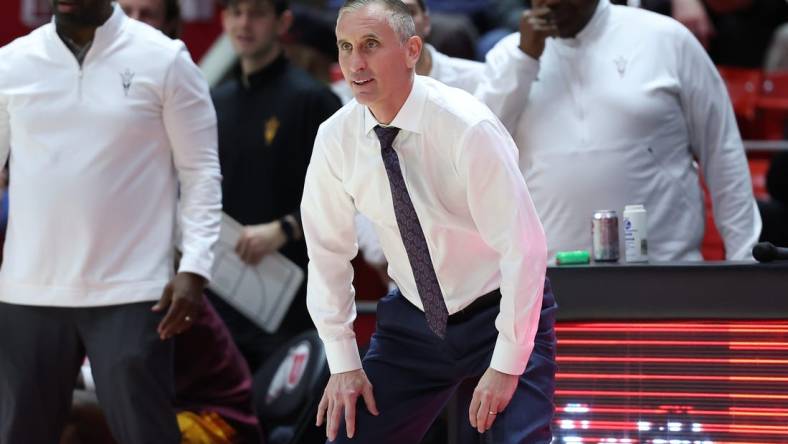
468,367,519,434
235,222,287,265
152,272,206,340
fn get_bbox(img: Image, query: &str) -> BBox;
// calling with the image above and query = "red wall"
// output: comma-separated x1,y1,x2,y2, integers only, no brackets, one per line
0,1,223,62
0,1,33,47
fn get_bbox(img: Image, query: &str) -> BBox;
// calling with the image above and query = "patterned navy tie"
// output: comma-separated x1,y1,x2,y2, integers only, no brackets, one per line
374,125,449,338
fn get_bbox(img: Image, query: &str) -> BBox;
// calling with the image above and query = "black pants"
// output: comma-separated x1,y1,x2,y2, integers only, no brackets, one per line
0,301,179,444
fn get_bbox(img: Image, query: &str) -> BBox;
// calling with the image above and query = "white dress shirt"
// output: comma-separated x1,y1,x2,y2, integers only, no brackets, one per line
301,76,547,375
340,45,487,268
0,5,222,306
477,0,760,262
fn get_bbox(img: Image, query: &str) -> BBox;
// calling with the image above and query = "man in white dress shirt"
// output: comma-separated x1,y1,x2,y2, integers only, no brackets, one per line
350,0,486,278
0,0,221,442
301,1,557,443
478,0,761,262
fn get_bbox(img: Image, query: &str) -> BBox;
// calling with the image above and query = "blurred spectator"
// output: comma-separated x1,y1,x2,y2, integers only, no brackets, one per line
325,0,522,59
478,0,761,261
283,5,339,83
759,152,788,247
765,24,788,71
210,0,340,373
639,0,788,68
119,0,182,38
423,0,527,59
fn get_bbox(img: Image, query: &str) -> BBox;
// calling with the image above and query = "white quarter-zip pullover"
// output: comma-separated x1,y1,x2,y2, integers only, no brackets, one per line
478,0,760,261
0,5,222,306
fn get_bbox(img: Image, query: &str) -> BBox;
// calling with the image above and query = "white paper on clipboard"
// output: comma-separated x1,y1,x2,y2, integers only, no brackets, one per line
209,213,304,333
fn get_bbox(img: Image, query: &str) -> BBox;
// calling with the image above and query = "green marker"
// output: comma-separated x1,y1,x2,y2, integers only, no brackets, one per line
555,250,590,265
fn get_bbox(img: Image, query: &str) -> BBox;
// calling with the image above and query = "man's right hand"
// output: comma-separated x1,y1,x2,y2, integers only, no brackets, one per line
519,7,559,60
316,369,379,441
234,222,287,265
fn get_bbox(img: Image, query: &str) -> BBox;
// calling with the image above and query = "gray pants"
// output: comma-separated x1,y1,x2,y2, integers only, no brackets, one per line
0,301,180,444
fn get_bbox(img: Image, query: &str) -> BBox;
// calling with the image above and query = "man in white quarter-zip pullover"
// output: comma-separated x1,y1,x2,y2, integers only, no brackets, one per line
0,0,222,442
477,0,761,262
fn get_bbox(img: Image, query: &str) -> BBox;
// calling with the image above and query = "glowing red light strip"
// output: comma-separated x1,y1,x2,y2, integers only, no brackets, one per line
557,406,666,415
557,327,788,334
550,434,764,444
559,321,788,329
556,322,788,333
557,389,788,400
731,407,788,412
554,420,788,435
702,424,788,434
556,373,788,383
553,419,788,434
558,339,788,349
557,406,788,418
557,356,788,364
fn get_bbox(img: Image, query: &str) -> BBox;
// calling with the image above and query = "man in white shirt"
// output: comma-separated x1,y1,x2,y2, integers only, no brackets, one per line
349,0,486,278
0,0,221,442
478,0,761,262
301,1,556,443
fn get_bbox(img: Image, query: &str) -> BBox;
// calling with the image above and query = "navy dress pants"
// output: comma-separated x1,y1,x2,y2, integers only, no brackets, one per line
330,279,557,444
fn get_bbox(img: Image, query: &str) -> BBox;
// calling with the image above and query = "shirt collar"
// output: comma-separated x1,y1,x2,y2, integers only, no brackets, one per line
555,0,610,49
363,75,427,137
50,3,126,54
94,3,126,43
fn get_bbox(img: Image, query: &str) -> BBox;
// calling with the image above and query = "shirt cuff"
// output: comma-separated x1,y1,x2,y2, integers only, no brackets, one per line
324,337,363,374
514,51,540,76
504,39,540,75
177,255,213,283
489,334,534,376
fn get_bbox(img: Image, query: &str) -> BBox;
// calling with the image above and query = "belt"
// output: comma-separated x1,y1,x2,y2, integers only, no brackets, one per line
447,289,501,325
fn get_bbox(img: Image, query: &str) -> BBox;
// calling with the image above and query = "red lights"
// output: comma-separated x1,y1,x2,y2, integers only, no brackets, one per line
554,321,788,442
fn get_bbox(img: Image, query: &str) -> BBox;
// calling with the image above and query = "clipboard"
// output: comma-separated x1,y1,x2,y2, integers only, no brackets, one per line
209,213,304,333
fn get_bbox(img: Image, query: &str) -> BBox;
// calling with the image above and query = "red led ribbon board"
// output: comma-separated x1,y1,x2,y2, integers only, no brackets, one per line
554,321,788,443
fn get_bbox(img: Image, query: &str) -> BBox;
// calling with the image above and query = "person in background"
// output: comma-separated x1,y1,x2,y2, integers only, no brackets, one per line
635,0,788,68
119,0,182,38
210,0,341,373
477,0,761,262
0,0,222,441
